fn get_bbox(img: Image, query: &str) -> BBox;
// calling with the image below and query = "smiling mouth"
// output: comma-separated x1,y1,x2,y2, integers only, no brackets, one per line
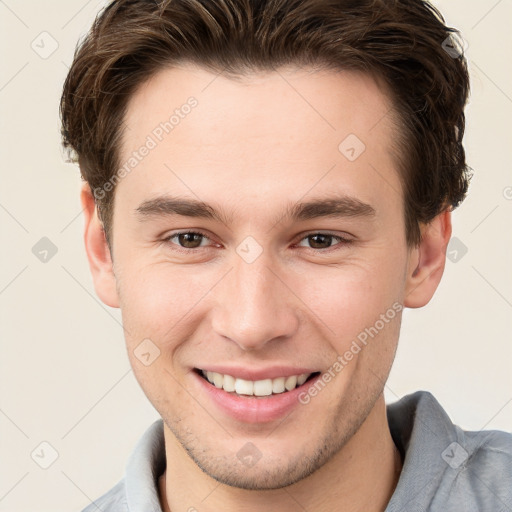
194,368,321,397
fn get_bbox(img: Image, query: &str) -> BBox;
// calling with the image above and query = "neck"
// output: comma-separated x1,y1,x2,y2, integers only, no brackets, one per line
159,394,402,512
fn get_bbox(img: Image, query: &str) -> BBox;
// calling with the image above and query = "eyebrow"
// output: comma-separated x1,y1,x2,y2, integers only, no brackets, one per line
135,195,376,225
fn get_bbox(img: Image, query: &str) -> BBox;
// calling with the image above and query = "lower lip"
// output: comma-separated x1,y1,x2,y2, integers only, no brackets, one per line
193,370,321,423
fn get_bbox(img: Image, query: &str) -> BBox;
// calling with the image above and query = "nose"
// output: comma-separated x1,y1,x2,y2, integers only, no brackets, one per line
211,252,300,351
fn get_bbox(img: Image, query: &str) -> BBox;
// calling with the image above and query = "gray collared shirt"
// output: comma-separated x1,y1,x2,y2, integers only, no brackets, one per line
80,391,512,511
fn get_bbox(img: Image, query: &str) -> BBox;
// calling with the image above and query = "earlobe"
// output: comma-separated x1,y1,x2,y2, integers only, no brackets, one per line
80,182,120,308
404,210,452,308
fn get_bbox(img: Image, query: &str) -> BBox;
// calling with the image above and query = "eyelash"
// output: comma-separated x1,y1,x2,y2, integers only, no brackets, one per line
162,230,354,253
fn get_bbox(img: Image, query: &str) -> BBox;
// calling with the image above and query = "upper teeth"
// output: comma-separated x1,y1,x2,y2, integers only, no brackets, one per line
201,370,311,396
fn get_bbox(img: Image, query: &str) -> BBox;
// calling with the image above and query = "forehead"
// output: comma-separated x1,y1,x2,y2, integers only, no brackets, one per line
117,64,402,223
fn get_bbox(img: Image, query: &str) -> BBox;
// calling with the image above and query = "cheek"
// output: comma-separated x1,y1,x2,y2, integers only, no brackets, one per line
116,261,221,347
300,257,405,341
299,265,404,395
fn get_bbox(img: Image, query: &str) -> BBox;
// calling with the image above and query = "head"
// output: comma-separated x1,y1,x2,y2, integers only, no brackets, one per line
61,0,470,490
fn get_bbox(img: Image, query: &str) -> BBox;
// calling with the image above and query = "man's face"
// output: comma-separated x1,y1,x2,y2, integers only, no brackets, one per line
103,65,417,488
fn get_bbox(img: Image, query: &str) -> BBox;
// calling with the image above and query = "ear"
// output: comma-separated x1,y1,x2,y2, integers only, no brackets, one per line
80,182,119,308
404,209,452,308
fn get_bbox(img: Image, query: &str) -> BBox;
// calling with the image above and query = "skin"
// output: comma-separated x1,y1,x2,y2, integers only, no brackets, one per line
81,64,451,512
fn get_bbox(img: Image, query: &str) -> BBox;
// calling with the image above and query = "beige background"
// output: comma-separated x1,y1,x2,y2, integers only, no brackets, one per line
1,0,511,510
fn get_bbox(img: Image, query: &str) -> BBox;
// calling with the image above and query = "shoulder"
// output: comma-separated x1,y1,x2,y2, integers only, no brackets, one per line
464,426,512,463
80,479,128,512
386,391,512,511
456,426,512,492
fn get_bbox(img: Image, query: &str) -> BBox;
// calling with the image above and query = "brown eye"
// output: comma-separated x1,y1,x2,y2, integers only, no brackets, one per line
307,234,335,249
177,232,204,248
164,231,211,250
296,233,353,251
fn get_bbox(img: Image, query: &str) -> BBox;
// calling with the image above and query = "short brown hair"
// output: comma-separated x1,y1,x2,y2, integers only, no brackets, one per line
60,0,471,248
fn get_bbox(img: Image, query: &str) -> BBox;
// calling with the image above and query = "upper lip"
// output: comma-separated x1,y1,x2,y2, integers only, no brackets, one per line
194,365,320,381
